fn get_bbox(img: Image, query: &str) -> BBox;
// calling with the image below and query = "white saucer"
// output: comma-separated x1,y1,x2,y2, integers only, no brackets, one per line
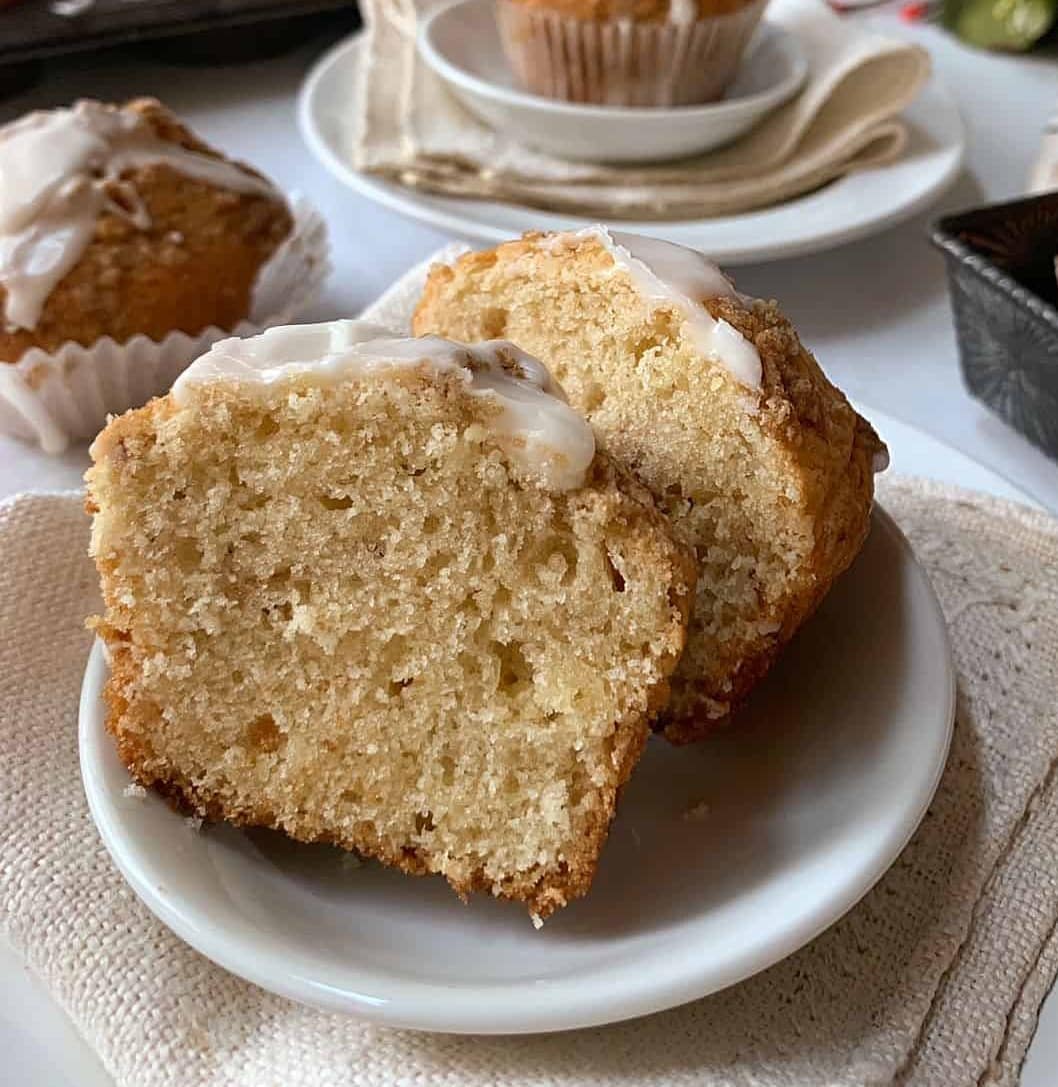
417,0,806,163
79,482,955,1034
298,33,964,264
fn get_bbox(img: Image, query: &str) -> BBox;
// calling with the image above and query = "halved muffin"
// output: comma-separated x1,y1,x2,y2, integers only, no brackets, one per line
86,320,695,917
413,228,886,743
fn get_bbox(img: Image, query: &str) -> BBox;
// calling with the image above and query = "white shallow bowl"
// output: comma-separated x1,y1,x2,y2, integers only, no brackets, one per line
298,33,965,264
80,496,954,1034
417,0,806,163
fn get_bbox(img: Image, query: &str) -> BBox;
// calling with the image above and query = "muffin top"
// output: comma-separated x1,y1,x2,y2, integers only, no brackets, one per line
500,0,759,22
171,319,597,492
0,98,292,363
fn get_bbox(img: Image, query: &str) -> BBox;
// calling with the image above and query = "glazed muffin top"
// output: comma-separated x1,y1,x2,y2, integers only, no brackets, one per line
0,98,292,363
500,0,759,22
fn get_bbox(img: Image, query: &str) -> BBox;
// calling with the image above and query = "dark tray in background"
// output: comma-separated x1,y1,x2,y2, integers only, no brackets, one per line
932,193,1058,461
0,0,359,70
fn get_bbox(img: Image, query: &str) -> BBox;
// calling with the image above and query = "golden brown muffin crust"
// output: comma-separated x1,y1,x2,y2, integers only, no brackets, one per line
661,296,881,742
0,98,292,364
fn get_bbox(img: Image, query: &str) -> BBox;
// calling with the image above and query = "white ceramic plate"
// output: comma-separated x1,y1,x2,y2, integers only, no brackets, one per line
298,34,965,264
79,478,955,1033
418,0,806,163
8,408,1039,1078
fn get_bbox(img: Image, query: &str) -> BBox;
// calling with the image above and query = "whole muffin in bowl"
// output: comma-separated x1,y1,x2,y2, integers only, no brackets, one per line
496,0,768,107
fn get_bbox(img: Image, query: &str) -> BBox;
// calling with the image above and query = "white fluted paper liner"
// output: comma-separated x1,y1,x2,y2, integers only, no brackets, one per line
0,196,330,455
496,0,768,107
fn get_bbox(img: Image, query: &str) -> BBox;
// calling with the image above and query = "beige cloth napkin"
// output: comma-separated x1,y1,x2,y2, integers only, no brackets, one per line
355,0,932,218
2,476,1058,1087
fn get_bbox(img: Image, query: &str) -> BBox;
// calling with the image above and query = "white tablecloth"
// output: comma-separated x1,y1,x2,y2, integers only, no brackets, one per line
0,9,1056,1083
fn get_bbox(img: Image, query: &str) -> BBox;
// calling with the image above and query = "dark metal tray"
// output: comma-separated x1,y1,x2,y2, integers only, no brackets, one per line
0,0,359,67
932,193,1058,461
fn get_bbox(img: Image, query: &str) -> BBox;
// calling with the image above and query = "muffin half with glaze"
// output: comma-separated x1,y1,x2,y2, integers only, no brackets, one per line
413,227,887,743
496,0,768,107
0,98,326,453
86,320,695,919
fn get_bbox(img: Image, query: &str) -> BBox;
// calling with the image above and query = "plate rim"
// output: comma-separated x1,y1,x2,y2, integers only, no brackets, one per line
297,31,966,265
79,500,955,1035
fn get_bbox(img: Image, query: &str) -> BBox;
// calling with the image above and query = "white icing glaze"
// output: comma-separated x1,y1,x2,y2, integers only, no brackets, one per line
544,226,763,389
0,100,279,331
172,320,596,492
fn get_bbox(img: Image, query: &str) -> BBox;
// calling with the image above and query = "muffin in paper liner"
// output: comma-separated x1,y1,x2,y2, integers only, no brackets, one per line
495,0,768,107
0,196,330,454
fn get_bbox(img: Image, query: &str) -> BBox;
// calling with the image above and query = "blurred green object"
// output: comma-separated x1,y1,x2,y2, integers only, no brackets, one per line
944,0,1056,49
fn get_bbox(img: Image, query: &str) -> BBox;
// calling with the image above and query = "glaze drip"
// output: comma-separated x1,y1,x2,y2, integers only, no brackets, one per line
544,226,763,389
173,320,597,492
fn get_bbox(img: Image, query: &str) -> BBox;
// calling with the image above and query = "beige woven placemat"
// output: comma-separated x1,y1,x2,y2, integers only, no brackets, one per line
1,477,1057,1087
354,0,931,219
